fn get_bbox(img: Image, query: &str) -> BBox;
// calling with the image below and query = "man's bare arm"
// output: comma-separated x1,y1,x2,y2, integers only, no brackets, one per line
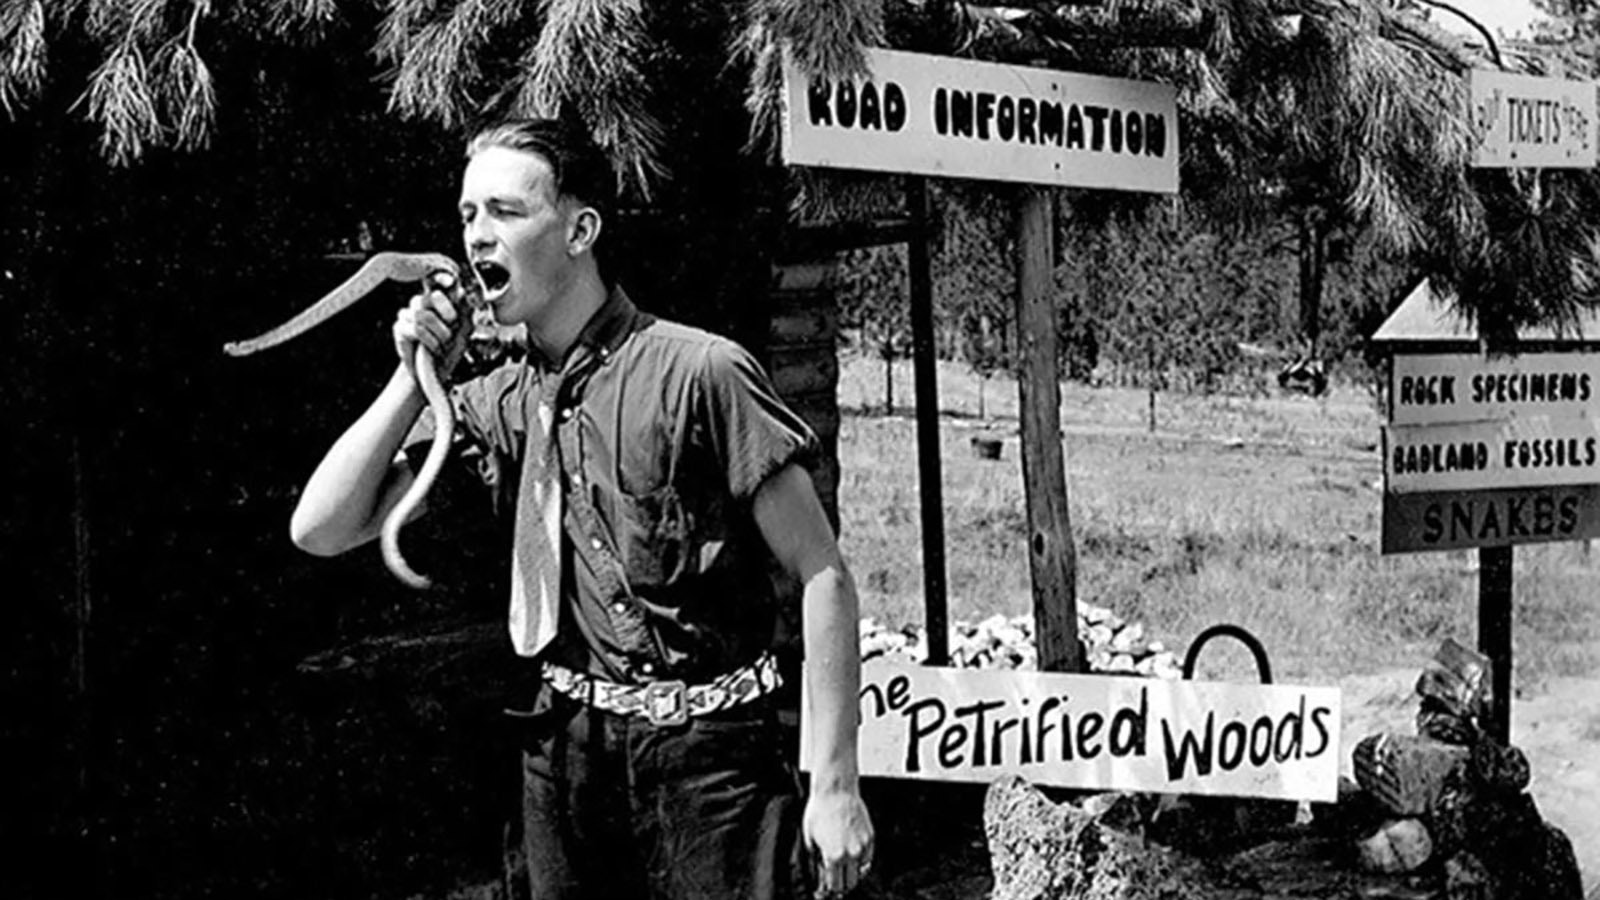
753,463,874,896
290,278,461,556
290,365,426,556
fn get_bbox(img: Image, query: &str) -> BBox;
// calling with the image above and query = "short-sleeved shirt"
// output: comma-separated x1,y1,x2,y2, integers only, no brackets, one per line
406,286,818,684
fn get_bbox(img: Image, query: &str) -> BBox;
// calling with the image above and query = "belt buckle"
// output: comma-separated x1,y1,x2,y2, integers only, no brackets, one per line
643,680,688,727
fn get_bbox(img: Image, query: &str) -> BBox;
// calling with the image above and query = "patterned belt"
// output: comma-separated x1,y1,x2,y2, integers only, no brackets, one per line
541,652,783,727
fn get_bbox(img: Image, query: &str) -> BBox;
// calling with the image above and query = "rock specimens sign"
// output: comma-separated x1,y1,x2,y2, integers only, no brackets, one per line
781,47,1179,193
803,659,1341,802
1468,69,1598,169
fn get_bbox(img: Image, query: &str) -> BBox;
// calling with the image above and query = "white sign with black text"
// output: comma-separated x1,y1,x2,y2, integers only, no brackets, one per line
801,658,1340,802
1469,69,1598,169
1391,352,1600,426
1385,416,1600,494
781,48,1179,192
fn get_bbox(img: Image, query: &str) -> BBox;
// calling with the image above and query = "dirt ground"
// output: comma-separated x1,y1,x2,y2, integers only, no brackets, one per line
1338,667,1600,895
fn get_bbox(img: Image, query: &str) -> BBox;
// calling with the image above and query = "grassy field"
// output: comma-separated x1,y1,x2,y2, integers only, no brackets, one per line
835,354,1600,691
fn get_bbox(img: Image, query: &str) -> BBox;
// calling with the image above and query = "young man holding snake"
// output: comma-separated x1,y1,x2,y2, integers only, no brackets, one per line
287,117,873,899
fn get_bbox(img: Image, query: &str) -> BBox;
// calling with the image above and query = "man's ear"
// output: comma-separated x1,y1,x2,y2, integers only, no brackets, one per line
568,206,602,257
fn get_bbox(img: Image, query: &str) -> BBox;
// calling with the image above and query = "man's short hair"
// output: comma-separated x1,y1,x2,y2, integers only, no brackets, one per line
466,118,616,228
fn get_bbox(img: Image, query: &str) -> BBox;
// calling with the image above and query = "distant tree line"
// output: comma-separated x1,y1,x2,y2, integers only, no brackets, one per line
836,192,1411,420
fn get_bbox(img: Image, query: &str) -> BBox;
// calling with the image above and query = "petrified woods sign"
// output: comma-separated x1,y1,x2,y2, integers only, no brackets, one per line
781,48,1180,192
802,659,1341,802
1469,70,1598,169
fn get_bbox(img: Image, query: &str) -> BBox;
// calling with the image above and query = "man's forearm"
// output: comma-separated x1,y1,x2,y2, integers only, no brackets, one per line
802,563,864,792
290,364,428,556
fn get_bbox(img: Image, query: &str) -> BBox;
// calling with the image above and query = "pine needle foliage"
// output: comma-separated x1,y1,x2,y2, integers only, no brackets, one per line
737,0,883,160
0,0,48,118
9,0,1600,338
513,0,666,195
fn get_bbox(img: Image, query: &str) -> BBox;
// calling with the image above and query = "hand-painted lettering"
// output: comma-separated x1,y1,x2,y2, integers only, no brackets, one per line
1161,696,1332,780
808,77,907,133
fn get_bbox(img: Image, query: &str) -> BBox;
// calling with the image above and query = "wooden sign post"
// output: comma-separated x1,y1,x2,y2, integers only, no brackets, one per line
782,49,1178,671
1372,280,1600,742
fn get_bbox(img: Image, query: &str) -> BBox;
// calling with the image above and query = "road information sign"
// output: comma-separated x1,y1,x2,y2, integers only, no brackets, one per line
1469,70,1599,169
782,48,1179,192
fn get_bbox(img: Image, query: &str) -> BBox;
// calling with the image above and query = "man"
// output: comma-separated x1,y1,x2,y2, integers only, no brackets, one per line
288,117,874,899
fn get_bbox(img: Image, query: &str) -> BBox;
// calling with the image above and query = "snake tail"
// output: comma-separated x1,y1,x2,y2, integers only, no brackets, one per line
379,294,479,589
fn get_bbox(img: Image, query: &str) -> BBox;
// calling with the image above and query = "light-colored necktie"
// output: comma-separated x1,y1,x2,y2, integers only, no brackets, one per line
508,373,562,657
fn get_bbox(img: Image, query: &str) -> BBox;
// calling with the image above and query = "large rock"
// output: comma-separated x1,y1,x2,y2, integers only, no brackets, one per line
1351,733,1469,817
984,777,1254,900
1426,789,1584,900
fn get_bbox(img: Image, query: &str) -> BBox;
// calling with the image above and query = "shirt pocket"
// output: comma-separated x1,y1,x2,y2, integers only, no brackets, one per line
614,482,695,589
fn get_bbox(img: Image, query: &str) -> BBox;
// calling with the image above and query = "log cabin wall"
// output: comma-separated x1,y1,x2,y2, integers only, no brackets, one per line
764,259,843,532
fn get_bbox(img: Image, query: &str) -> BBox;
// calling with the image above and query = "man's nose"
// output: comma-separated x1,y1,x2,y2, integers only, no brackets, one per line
463,217,494,250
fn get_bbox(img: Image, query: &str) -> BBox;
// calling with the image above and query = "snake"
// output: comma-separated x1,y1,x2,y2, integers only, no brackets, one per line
224,251,483,590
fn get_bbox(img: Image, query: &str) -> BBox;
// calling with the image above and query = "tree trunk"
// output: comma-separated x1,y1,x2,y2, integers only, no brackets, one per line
883,347,895,414
1298,209,1329,357
1147,347,1158,433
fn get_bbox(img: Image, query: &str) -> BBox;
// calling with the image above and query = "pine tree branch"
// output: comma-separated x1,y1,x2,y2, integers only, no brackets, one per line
81,38,160,165
514,0,666,196
739,0,883,165
267,0,339,40
1413,0,1502,67
0,0,48,119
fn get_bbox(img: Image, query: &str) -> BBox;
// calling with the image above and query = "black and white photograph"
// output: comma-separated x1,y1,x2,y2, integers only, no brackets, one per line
4,1,1596,898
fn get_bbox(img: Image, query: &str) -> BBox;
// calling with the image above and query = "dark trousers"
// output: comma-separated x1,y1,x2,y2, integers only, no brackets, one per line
504,689,807,900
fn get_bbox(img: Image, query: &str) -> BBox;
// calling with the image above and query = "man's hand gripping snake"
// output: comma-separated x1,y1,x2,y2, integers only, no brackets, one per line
223,252,483,590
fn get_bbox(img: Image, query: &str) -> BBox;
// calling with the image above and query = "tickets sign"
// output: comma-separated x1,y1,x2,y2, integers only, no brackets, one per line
1469,70,1598,169
782,48,1179,192
801,659,1341,802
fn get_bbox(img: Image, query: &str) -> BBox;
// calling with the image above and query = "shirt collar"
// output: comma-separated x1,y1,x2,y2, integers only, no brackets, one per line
534,284,642,376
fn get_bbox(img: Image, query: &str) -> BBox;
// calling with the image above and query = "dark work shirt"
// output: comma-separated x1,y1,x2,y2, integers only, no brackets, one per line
407,287,818,683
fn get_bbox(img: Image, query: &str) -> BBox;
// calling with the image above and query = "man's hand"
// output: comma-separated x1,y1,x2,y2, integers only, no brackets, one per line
393,270,463,384
804,784,874,897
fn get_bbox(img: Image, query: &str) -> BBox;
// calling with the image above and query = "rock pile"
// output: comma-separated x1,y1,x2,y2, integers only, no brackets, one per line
859,603,1182,677
1329,639,1584,899
979,638,1586,900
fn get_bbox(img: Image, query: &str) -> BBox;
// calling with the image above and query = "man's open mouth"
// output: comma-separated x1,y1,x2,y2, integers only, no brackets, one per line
473,261,511,298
